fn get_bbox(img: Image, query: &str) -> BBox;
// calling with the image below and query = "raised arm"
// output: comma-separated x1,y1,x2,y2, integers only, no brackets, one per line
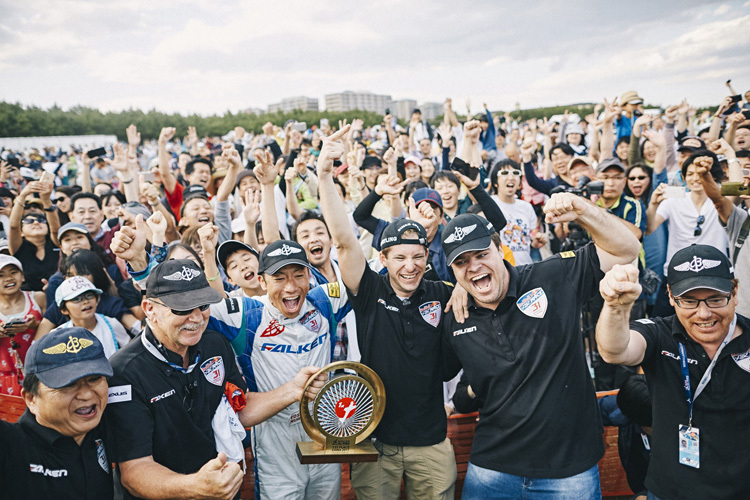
596,264,647,365
253,149,284,245
242,189,261,251
598,97,618,161
198,223,226,297
79,152,92,193
543,192,640,272
698,150,734,224
317,124,368,294
284,162,303,221
157,127,178,195
37,176,60,246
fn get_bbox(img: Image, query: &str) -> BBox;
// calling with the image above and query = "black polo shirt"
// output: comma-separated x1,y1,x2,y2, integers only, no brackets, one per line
105,327,247,500
442,243,605,478
632,314,750,500
0,410,113,500
348,266,460,446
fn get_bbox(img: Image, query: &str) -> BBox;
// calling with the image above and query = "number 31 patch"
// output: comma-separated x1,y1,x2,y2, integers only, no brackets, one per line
516,287,548,318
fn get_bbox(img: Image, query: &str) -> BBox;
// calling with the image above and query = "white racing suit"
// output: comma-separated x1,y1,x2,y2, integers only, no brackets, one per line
208,283,350,499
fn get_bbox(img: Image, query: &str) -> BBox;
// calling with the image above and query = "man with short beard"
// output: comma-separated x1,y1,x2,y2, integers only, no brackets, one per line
440,194,640,499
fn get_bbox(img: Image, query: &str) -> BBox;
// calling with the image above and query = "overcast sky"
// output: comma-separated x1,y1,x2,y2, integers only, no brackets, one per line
1,0,749,116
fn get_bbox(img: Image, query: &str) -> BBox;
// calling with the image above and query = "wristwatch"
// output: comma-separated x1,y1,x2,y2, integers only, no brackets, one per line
44,205,58,212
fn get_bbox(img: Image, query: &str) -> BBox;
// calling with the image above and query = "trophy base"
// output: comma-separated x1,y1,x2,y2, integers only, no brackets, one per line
296,440,379,464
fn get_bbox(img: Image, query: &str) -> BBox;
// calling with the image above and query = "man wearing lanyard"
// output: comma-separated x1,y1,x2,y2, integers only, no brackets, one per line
597,244,750,500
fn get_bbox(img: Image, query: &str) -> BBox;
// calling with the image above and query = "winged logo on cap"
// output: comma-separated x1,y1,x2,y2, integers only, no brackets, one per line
43,336,94,355
163,266,202,281
674,256,721,273
268,244,302,257
444,224,477,244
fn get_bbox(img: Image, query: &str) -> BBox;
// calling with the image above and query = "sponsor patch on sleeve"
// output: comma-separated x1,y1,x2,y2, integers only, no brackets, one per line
108,385,132,403
559,251,575,259
636,318,655,324
225,298,240,314
327,282,340,298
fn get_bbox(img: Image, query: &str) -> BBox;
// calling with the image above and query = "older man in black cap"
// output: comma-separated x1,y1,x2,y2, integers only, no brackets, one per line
104,255,325,500
597,244,750,499
0,327,114,500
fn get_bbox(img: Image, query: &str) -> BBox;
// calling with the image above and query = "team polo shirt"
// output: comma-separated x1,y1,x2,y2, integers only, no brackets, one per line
442,243,605,478
348,266,460,447
597,194,646,235
631,314,750,500
0,411,113,500
105,327,246,499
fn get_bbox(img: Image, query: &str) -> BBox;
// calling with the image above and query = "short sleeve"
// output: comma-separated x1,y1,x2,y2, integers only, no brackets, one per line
655,198,672,222
105,377,155,462
555,242,605,303
346,265,378,311
629,316,668,371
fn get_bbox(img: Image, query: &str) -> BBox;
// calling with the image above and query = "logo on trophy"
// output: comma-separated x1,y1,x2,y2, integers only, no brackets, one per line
297,361,385,463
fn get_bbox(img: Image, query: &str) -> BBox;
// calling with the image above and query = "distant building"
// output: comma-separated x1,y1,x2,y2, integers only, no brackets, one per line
392,99,417,121
268,96,319,113
325,91,392,114
418,102,442,121
242,107,266,115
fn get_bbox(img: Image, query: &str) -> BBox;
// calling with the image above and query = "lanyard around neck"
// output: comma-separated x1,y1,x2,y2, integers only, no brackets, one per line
678,314,736,427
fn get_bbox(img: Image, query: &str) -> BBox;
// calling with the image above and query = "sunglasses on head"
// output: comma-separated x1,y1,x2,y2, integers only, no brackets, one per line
151,300,210,316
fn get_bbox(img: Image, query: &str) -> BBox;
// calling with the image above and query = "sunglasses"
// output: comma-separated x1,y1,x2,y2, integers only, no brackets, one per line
22,216,46,225
151,300,210,316
68,291,98,303
694,215,705,237
498,169,522,177
628,175,648,181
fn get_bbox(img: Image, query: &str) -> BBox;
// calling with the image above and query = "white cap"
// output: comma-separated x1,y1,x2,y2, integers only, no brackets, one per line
55,276,102,307
0,254,23,272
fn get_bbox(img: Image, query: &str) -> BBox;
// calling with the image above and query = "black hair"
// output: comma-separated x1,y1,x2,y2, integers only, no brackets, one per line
681,149,724,183
70,191,102,210
617,374,652,427
292,210,330,242
432,171,460,190
300,138,313,148
624,163,654,201
58,228,113,265
736,150,750,159
548,143,575,160
466,203,482,214
166,241,204,269
22,372,40,396
617,136,631,146
403,180,429,202
61,249,111,294
488,159,522,195
332,177,346,199
55,185,80,197
101,190,126,208
185,157,213,176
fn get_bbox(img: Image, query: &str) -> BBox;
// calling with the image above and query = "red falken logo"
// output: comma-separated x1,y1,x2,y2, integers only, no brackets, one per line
261,319,285,337
335,397,357,421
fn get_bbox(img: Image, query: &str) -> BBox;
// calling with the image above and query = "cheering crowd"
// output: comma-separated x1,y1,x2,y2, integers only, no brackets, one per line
1,89,750,500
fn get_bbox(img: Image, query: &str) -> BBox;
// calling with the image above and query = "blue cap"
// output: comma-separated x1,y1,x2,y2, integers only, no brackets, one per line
24,327,113,389
411,188,443,209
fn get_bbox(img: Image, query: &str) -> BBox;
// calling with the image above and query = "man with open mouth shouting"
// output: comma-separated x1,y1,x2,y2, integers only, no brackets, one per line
440,193,640,500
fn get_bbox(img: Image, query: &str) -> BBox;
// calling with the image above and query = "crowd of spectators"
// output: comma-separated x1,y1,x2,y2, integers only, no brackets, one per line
1,87,750,500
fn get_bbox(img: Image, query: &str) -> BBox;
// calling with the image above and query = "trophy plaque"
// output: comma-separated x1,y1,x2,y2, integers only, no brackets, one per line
296,361,385,464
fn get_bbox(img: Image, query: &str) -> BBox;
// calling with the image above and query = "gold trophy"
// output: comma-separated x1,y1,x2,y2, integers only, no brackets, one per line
296,361,385,464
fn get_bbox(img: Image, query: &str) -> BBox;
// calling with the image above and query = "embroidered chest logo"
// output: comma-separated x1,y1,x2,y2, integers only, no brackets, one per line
261,319,285,337
200,356,225,386
516,287,548,318
732,348,750,373
419,301,442,327
300,310,322,333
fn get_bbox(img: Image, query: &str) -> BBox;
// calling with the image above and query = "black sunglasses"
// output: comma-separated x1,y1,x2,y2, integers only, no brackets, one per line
694,215,705,237
151,300,210,316
628,175,648,181
22,216,46,225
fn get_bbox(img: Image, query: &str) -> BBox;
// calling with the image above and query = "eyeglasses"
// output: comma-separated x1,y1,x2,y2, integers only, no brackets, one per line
69,291,98,303
598,175,626,182
151,300,210,316
673,295,731,309
628,175,648,181
498,169,522,177
21,216,46,225
694,215,705,236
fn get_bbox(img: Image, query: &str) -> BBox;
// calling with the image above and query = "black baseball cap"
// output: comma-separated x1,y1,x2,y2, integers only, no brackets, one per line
259,240,311,275
236,169,257,188
25,327,113,389
442,213,495,265
677,136,707,153
145,259,223,310
380,219,428,250
667,245,734,297
216,240,259,271
183,184,209,202
361,156,382,170
595,157,626,174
